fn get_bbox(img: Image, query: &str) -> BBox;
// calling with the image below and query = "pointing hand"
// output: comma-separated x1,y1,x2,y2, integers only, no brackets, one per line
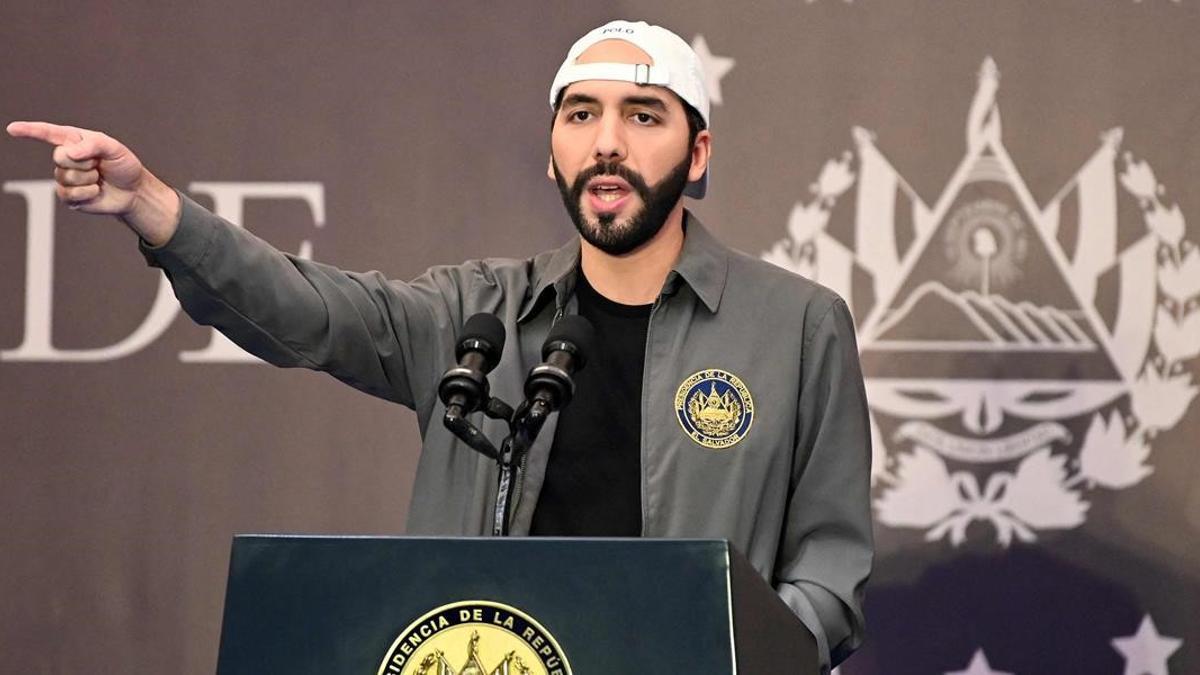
6,121,180,245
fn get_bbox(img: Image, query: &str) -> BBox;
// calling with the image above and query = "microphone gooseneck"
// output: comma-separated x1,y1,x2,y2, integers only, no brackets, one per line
522,314,596,422
439,313,506,460
438,313,506,417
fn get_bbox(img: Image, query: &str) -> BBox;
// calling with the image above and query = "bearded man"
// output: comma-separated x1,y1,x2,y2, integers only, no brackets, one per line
8,20,873,673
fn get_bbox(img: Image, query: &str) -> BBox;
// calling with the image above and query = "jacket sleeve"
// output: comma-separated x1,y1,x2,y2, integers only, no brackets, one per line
775,297,874,673
140,192,471,410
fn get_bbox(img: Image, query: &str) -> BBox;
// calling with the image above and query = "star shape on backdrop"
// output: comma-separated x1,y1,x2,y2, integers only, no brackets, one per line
689,35,735,106
945,649,1014,675
1111,614,1183,675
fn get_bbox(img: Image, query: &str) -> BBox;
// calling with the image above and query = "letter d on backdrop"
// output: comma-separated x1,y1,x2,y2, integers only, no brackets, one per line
2,180,324,363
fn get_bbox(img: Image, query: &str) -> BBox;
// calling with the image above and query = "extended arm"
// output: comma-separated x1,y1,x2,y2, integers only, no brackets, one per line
147,194,475,407
7,121,470,409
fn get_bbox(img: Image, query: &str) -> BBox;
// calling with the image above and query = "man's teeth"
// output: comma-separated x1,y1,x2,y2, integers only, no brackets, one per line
592,185,625,202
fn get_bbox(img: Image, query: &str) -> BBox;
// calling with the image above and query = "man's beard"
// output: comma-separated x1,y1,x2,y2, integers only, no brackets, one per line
553,152,692,256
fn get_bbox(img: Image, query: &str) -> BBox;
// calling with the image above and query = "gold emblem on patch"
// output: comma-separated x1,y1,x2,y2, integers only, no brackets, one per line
674,369,755,449
377,600,571,675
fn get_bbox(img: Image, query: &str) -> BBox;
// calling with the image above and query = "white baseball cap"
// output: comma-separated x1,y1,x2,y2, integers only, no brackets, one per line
549,20,711,199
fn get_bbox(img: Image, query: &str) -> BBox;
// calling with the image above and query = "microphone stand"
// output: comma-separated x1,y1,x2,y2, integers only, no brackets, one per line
490,399,553,536
443,395,553,536
443,315,589,536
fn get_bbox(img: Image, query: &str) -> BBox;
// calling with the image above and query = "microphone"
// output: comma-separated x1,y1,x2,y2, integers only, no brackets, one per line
438,313,506,417
522,315,596,419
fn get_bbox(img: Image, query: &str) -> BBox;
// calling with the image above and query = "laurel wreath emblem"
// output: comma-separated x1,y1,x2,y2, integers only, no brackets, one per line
762,58,1199,546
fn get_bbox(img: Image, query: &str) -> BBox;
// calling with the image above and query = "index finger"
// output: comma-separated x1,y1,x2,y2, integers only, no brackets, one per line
6,121,84,146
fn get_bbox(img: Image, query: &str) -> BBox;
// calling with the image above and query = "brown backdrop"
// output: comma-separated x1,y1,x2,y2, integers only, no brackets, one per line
2,2,1197,673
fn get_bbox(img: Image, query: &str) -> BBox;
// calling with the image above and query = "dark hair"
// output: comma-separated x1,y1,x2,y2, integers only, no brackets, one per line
681,101,707,149
551,89,707,149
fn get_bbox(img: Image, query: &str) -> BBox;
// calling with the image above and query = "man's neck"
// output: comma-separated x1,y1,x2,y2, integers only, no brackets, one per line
579,205,686,306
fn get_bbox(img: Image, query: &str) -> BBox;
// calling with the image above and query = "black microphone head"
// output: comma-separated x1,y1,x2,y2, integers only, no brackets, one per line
542,314,596,368
457,313,506,372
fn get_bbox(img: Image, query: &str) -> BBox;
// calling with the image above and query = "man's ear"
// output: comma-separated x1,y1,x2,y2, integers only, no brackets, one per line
689,129,712,184
547,154,555,182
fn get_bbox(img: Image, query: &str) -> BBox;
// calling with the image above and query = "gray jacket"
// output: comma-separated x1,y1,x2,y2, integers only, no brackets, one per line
144,194,873,671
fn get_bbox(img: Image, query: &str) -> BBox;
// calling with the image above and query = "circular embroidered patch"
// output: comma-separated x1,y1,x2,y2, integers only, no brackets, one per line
674,369,754,449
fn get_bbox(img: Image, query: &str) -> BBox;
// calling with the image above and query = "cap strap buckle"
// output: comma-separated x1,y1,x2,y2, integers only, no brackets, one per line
555,62,670,88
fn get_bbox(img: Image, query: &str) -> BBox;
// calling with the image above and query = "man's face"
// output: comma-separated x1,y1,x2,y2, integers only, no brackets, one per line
548,41,708,255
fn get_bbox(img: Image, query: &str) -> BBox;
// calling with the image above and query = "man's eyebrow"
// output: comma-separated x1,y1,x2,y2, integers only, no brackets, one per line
622,95,668,111
561,93,600,108
560,93,669,110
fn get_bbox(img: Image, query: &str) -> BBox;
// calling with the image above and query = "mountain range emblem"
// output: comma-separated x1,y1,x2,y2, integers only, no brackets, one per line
761,56,1199,545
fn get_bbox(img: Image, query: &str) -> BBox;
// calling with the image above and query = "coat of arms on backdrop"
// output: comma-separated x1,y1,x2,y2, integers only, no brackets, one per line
763,57,1199,546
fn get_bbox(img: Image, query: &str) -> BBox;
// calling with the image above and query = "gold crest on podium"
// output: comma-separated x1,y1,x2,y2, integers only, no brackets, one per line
377,601,571,675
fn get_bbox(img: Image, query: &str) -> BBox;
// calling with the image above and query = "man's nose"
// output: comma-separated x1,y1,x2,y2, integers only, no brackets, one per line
592,114,627,163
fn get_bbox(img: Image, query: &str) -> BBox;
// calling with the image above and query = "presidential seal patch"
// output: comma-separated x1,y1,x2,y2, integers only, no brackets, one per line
675,369,754,449
377,600,571,675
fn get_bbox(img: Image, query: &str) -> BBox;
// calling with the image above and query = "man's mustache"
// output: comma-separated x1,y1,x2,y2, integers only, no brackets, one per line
569,162,651,203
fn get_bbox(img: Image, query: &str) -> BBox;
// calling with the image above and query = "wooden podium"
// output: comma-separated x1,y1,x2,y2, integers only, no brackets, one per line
215,535,817,674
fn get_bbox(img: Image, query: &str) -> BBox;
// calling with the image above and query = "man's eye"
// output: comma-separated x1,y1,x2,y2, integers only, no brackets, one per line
569,110,592,122
633,112,656,125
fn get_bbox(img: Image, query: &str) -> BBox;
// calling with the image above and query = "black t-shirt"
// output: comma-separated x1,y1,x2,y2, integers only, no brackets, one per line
529,271,651,536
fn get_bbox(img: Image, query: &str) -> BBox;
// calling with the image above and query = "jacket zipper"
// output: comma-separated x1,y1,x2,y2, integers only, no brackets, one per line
507,304,566,531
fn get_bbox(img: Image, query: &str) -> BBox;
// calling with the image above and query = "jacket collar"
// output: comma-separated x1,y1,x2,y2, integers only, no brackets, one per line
669,212,729,313
518,210,729,322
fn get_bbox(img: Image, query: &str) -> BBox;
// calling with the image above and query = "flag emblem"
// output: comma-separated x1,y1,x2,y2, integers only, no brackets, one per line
762,57,1199,546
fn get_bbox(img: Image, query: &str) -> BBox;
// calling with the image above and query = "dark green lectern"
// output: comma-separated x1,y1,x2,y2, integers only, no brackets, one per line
215,536,817,674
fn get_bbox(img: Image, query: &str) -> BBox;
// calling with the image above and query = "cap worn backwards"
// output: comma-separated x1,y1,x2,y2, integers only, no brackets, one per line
549,20,711,199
